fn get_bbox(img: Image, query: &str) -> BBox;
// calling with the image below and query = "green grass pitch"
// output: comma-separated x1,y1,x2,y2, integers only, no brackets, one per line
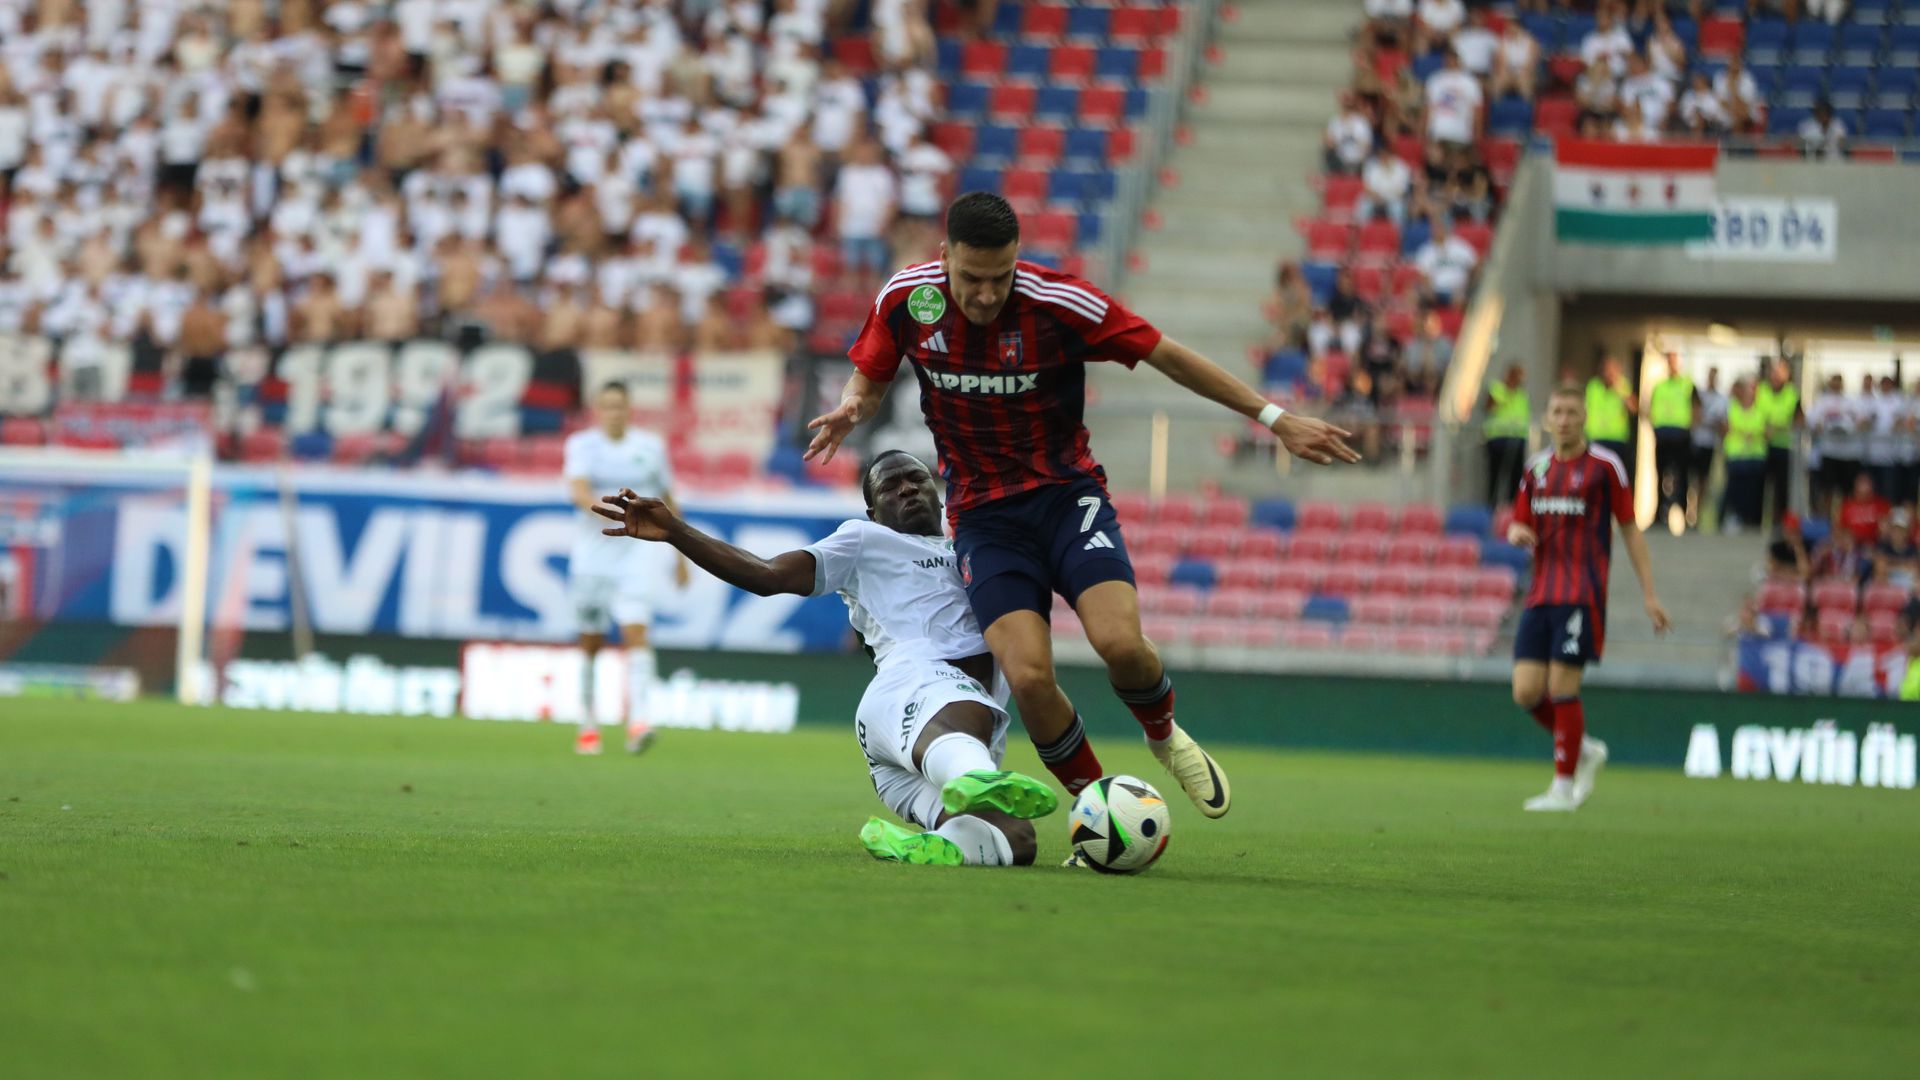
2,699,1916,1078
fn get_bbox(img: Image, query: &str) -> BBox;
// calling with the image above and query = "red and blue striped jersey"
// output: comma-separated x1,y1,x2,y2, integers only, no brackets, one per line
1512,445,1635,610
848,260,1162,516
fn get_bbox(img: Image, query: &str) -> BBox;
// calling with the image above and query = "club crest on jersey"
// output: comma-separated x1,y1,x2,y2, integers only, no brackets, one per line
1532,458,1551,480
998,332,1023,368
907,284,947,325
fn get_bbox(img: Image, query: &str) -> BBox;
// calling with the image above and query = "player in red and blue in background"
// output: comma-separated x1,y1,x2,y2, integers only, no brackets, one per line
1507,385,1671,813
804,192,1361,833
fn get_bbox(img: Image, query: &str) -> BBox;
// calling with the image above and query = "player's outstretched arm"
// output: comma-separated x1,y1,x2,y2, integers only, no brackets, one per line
1142,336,1362,466
594,489,816,596
1618,520,1672,634
804,371,892,464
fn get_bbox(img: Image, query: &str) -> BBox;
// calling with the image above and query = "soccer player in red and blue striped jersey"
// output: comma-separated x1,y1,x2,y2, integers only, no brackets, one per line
1508,385,1671,812
805,193,1360,827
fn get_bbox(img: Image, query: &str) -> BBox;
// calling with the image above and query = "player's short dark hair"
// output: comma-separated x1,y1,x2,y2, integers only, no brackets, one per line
861,450,926,507
946,192,1020,250
598,380,630,398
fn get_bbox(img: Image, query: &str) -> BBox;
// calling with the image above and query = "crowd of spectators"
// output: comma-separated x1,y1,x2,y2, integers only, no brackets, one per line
0,0,949,392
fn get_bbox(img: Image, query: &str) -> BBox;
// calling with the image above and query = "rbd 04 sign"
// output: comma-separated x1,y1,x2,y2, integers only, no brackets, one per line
460,642,798,733
1684,721,1916,789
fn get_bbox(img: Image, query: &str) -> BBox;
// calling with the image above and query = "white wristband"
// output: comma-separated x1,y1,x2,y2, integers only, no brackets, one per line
1257,402,1286,428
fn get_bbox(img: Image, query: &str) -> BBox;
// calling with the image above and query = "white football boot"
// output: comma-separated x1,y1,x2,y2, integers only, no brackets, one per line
1523,778,1580,812
1571,737,1608,805
1148,723,1232,818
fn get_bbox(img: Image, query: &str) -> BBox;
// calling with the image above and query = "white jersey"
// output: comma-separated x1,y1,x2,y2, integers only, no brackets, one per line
563,427,674,573
804,519,985,667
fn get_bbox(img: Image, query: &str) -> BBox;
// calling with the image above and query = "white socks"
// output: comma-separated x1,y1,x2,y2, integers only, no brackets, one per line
579,649,599,734
626,646,658,728
932,814,1014,866
919,731,996,789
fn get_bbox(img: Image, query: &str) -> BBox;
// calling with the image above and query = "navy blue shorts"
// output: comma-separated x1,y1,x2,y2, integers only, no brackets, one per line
953,477,1136,631
1513,603,1605,666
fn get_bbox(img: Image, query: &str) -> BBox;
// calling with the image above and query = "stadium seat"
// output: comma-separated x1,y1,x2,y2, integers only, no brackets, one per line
1150,493,1205,525
1398,504,1444,535
1337,533,1388,564
1109,5,1161,44
1698,17,1745,57
1201,496,1251,529
1384,535,1436,565
1236,529,1286,561
1460,598,1509,629
1281,623,1338,650
1875,68,1919,108
1346,503,1393,533
1006,43,1051,80
1811,579,1859,614
990,84,1038,121
1034,85,1081,122
1169,559,1217,589
1184,530,1236,561
1271,562,1321,595
1066,5,1110,39
1016,125,1065,164
1860,583,1906,616
1791,22,1836,65
1891,26,1920,66
1433,536,1482,569
1289,532,1337,564
1003,167,1049,207
1479,542,1531,574
1255,591,1309,621
935,38,963,76
1111,491,1151,521
1756,580,1808,614
1304,218,1355,260
1487,96,1534,138
1356,219,1401,260
961,42,1008,77
1023,4,1070,37
1350,595,1402,625
974,124,1017,160
1839,25,1884,65
1321,174,1365,220
1065,127,1112,163
1132,553,1175,586
1815,609,1854,645
1371,565,1418,597
1444,505,1494,536
1471,567,1519,602
1863,109,1910,139
1079,85,1127,125
1866,610,1902,646
1303,594,1350,622
1828,67,1873,109
1296,502,1346,532
1203,589,1260,620
1026,209,1077,250
946,81,991,117
1044,43,1093,81
1406,598,1457,628
1144,585,1205,617
1094,47,1139,81
1249,498,1295,531
1321,566,1366,597
1217,559,1276,591
929,121,974,159
1534,96,1581,138
1050,169,1118,204
1746,19,1790,64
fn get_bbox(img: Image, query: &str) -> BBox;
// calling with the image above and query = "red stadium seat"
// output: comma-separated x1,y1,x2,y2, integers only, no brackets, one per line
1349,503,1395,533
1201,496,1250,528
1321,174,1364,220
1431,629,1471,655
1356,219,1401,259
1271,563,1320,594
962,42,1008,77
1370,565,1418,597
1337,533,1388,564
1699,17,1745,57
1756,580,1809,614
1406,598,1458,627
1017,126,1066,165
1002,167,1048,208
1434,536,1481,569
1413,567,1471,599
1350,595,1402,625
1851,145,1898,164
1109,5,1160,43
1024,3,1071,37
1218,559,1279,590
1535,97,1580,138
1106,127,1136,162
1282,623,1338,650
1303,218,1354,260
1079,85,1126,125
989,84,1037,122
1236,529,1285,560
1385,535,1436,565
1547,56,1586,89
1131,557,1174,588
1240,623,1282,649
1810,578,1859,614
1111,490,1151,521
1147,586,1205,616
1138,47,1167,80
1288,532,1337,563
1026,209,1077,249
1815,610,1854,645
1321,565,1365,596
1130,524,1184,557
1399,504,1445,534
1453,222,1494,257
1471,566,1519,602
2,417,48,445
1049,44,1096,81
1183,530,1236,561
1340,625,1389,652
1151,492,1205,525
930,121,975,159
1255,591,1309,620
1861,584,1907,616
833,36,877,73
1351,264,1387,303
1386,628,1437,654
1141,616,1184,643
1480,138,1521,178
238,428,286,461
1460,598,1509,628
1296,502,1345,532
1205,589,1262,619
1866,610,1902,646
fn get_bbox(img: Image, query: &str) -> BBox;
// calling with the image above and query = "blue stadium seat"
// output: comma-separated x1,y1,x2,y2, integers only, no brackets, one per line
1049,168,1117,203
1670,17,1699,52
1480,542,1532,574
1851,0,1893,24
1828,67,1872,109
1264,348,1310,389
946,81,990,118
1519,13,1559,51
1562,15,1596,47
936,39,963,77
1035,85,1080,120
1863,108,1911,139
1076,212,1102,246
1094,46,1139,81
1301,261,1338,303
1838,24,1884,64
958,165,1003,195
1875,67,1919,106
1444,505,1493,537
1745,19,1791,65
1022,249,1062,269
1250,498,1295,531
1007,44,1050,80
1801,518,1832,549
1487,96,1534,137
1779,66,1825,106
974,124,1018,160
711,241,744,279
1124,86,1150,119
1064,127,1108,162
1767,106,1810,135
1303,596,1349,623
1790,22,1835,64
1170,559,1217,589
1891,26,1920,66
1066,5,1110,39
1411,52,1445,83
1400,218,1433,256
992,2,1025,36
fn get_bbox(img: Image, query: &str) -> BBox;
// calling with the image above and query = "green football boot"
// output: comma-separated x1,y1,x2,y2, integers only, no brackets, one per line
939,769,1059,820
859,817,966,866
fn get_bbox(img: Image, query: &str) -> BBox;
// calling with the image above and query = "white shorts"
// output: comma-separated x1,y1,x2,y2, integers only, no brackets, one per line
571,573,654,634
856,660,1011,828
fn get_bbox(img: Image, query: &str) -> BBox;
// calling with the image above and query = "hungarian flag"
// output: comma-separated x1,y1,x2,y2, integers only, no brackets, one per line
1553,140,1717,244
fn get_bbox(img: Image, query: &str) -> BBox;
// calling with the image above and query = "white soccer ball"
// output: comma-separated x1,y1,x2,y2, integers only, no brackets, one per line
1069,775,1171,874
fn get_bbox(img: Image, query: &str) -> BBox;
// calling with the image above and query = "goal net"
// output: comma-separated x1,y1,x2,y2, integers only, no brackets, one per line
0,446,215,704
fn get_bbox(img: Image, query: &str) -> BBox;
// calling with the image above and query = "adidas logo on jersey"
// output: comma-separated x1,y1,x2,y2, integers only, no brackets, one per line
923,330,948,353
925,371,1040,395
1083,531,1115,551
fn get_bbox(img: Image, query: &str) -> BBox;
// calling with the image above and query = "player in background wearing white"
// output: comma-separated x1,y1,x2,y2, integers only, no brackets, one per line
564,381,690,756
594,451,1062,867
